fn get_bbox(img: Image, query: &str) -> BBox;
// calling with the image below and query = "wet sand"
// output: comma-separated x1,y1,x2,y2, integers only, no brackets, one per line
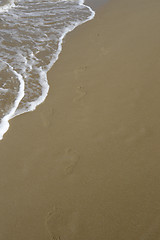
85,0,110,9
1,0,160,239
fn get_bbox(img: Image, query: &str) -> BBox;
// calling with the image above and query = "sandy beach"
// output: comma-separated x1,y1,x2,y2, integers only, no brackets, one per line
1,0,160,239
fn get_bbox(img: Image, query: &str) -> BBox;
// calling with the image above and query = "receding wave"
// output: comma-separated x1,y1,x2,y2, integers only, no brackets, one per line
0,0,95,139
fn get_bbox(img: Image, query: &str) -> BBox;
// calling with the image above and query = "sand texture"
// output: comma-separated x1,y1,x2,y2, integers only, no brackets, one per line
1,0,160,239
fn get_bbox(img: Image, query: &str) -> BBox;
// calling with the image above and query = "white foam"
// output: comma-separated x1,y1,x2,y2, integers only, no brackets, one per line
0,87,8,92
0,0,15,13
0,62,24,140
14,68,49,117
13,0,95,118
0,0,95,140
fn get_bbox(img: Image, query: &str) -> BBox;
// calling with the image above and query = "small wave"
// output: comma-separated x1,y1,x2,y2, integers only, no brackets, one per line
0,60,24,140
0,0,95,139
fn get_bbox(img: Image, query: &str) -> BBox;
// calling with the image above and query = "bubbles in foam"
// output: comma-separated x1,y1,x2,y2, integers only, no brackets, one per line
0,0,16,13
0,0,95,139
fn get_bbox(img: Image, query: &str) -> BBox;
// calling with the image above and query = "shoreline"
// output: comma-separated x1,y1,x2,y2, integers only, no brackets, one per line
0,0,95,140
1,0,160,239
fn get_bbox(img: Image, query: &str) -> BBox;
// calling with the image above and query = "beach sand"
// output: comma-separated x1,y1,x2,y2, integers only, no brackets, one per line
1,0,160,239
85,0,109,9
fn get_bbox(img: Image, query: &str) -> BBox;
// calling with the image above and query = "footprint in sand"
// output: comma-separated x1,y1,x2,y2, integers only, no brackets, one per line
73,65,88,80
73,86,87,102
55,148,79,176
45,205,79,240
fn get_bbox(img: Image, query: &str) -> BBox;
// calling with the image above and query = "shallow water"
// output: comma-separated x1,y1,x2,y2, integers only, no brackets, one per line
0,0,95,139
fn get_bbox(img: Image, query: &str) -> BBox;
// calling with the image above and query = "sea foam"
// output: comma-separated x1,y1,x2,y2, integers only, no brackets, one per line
0,0,16,13
0,0,95,140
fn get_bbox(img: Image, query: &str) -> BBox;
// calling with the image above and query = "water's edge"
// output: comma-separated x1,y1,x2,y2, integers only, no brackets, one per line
0,0,95,140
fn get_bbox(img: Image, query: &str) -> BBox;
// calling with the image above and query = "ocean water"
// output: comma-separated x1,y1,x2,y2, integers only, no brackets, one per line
0,0,95,140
